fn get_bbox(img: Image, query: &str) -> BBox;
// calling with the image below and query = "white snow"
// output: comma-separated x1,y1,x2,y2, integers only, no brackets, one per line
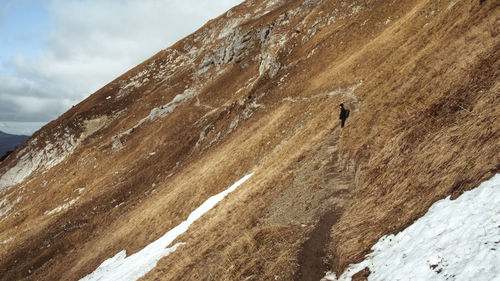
81,173,253,281
323,174,500,281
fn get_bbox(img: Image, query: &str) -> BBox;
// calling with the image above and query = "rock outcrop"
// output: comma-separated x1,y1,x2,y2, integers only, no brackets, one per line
0,0,498,280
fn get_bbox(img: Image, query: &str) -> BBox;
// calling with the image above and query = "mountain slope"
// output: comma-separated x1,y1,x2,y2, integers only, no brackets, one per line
0,0,498,280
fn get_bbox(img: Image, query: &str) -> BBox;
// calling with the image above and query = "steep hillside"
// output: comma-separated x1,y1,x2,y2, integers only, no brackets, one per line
0,0,498,280
0,131,29,161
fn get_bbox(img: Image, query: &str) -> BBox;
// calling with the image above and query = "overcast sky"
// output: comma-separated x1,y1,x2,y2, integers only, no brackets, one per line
0,0,243,135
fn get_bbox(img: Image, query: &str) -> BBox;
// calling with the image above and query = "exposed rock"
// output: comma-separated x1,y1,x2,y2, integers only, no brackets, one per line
0,1,498,281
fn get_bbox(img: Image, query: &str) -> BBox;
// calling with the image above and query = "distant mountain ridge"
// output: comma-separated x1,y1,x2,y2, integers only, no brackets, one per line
0,130,29,161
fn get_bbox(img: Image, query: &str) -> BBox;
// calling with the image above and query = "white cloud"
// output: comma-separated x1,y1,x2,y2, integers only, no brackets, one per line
0,0,243,133
0,121,46,135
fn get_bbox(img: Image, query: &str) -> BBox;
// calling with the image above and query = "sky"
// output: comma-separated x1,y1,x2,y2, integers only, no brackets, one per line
0,0,243,135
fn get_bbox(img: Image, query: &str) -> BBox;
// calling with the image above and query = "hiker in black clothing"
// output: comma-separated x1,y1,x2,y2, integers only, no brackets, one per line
339,103,349,128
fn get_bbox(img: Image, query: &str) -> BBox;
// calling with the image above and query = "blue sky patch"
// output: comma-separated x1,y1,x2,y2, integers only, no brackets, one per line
0,0,49,71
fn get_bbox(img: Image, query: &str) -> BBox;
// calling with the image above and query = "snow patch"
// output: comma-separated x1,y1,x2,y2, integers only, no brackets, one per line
81,173,253,281
323,174,500,281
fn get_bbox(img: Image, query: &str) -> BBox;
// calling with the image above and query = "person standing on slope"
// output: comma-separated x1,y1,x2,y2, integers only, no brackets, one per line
339,103,350,128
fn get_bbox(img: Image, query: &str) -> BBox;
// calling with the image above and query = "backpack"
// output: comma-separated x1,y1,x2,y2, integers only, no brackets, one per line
345,109,350,118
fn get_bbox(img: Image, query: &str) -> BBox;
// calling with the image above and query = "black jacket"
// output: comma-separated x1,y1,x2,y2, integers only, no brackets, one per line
339,107,347,120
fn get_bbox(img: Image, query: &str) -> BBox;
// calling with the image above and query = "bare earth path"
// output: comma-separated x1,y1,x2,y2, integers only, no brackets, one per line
296,208,343,281
258,122,358,280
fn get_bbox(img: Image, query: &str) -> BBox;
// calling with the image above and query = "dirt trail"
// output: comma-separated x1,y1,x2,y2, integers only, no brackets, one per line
296,208,343,281
290,126,356,280
259,126,355,222
257,120,357,279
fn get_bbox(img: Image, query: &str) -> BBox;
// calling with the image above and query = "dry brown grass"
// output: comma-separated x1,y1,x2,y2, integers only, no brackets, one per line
216,226,301,280
0,0,498,280
327,0,500,272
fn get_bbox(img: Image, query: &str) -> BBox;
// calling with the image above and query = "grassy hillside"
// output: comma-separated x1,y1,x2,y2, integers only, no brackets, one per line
0,0,498,280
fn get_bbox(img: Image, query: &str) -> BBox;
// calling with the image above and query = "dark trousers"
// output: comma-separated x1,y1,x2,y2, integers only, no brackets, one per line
341,118,346,128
